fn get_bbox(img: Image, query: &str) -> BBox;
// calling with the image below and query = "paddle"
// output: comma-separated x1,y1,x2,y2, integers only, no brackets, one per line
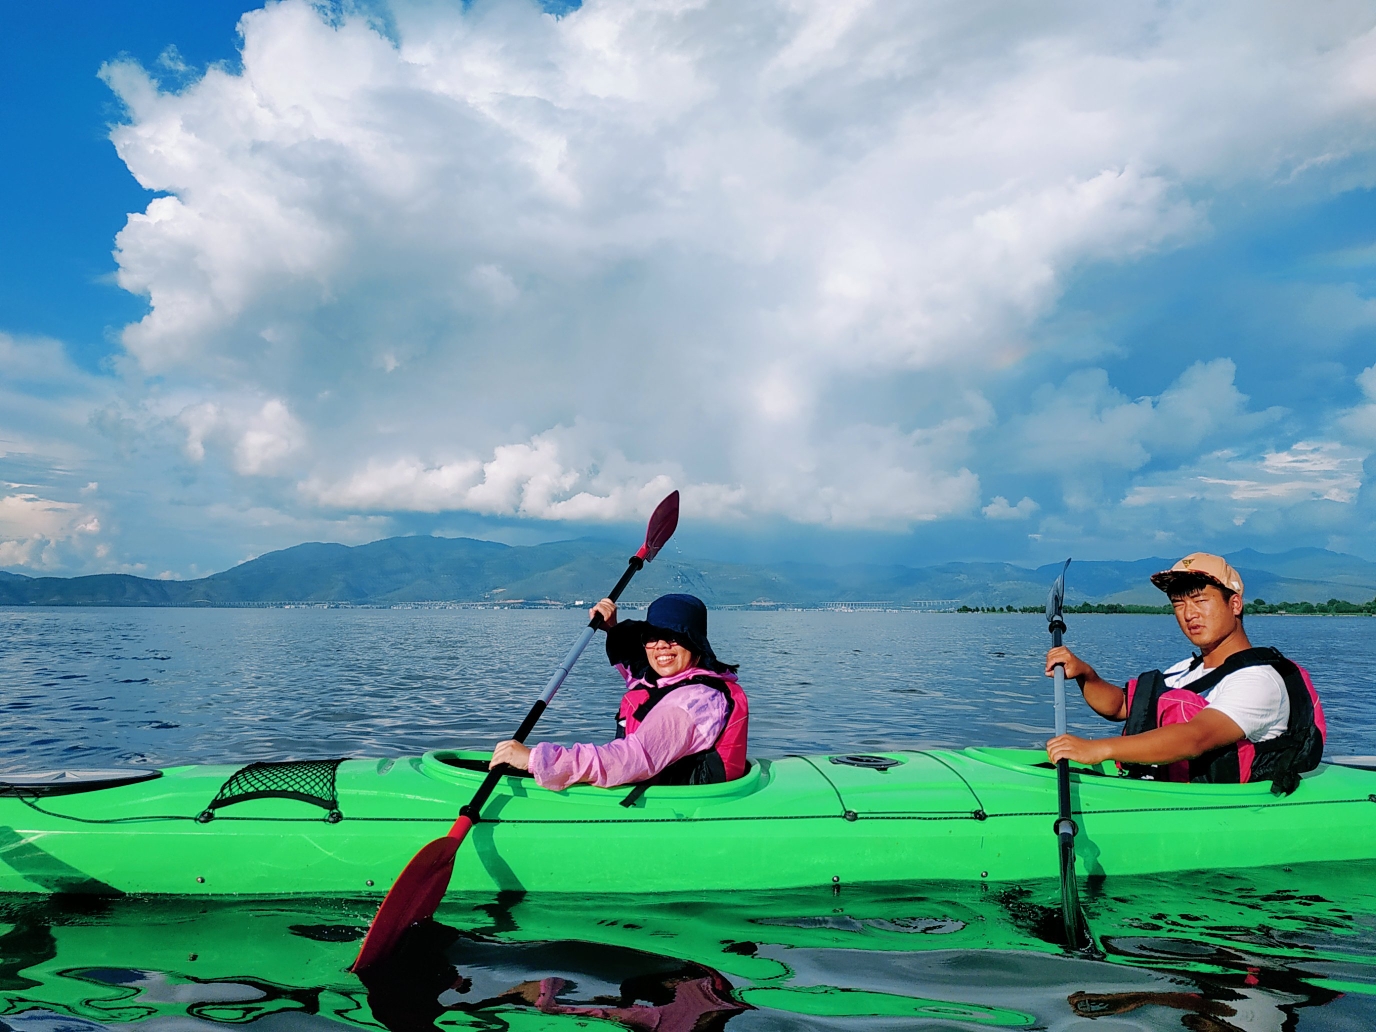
1046,558,1091,951
351,490,681,974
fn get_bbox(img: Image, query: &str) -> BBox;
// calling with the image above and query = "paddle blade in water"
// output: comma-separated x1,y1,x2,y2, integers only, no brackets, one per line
637,490,679,561
351,819,471,973
1058,832,1087,949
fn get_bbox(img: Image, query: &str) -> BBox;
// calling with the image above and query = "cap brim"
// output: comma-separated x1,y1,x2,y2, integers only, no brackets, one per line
1151,569,1228,594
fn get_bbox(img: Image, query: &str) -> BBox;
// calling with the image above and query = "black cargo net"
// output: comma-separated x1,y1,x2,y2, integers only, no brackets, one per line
198,758,345,823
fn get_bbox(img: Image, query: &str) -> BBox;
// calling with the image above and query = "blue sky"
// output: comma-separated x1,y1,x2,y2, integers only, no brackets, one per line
2,0,1375,579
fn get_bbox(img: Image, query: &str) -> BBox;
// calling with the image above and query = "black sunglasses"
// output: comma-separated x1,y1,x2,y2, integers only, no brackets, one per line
642,630,689,649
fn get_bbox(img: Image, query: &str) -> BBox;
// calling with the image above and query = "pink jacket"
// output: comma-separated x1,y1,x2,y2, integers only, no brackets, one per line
529,669,729,790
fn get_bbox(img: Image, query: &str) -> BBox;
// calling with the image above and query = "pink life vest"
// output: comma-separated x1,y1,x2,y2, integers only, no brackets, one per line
1121,646,1326,795
615,666,749,785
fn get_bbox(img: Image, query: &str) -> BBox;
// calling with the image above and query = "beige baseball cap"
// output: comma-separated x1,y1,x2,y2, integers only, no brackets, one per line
1150,552,1244,596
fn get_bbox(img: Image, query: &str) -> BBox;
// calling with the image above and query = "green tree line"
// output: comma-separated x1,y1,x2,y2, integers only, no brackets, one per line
957,598,1376,615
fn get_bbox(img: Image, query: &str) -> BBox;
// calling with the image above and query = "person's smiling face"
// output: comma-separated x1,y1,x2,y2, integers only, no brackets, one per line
644,637,696,678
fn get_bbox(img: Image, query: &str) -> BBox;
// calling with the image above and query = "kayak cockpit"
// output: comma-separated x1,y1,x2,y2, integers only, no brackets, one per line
418,749,768,804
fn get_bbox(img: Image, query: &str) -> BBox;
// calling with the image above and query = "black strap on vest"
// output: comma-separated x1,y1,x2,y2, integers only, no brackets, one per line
1121,647,1321,795
1120,669,1171,782
616,676,735,807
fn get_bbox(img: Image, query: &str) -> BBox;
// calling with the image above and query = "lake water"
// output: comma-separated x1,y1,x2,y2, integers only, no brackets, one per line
1,608,1375,1031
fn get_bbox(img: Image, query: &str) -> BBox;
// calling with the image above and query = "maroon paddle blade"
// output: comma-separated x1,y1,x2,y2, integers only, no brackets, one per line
636,490,679,562
351,817,471,973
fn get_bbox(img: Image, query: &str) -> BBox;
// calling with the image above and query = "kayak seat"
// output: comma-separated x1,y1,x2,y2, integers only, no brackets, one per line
197,758,346,823
430,754,754,795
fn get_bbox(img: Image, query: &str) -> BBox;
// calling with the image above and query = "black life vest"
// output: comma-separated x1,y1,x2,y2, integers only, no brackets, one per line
1122,646,1325,796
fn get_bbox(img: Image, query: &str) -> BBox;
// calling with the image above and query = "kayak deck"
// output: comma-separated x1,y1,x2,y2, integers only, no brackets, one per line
0,748,1373,895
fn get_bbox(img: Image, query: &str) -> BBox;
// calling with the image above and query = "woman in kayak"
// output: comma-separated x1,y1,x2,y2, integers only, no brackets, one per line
489,593,749,790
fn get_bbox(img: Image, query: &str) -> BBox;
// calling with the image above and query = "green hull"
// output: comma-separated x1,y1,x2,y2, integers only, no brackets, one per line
1,748,1374,896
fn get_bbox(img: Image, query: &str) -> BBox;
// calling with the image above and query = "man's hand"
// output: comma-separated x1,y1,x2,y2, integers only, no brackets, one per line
589,597,617,628
1046,646,1096,684
1046,734,1112,766
490,740,532,771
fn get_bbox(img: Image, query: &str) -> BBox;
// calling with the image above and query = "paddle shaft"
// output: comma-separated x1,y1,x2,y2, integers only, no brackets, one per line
449,556,645,834
1050,619,1074,833
1048,578,1090,951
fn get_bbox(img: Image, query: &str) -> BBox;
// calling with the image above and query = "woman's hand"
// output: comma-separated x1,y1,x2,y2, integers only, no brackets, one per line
1046,733,1112,766
490,740,532,771
589,597,618,629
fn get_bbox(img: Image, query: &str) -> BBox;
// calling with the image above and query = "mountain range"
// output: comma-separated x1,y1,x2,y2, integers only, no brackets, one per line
3,538,1375,608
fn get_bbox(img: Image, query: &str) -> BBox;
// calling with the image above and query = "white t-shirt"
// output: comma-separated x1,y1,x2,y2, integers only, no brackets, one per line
1163,657,1290,743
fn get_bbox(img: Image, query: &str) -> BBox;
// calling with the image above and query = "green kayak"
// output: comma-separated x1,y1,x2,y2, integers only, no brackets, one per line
1,748,1373,896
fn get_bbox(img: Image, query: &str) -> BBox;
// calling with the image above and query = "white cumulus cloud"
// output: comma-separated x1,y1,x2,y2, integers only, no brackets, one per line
1340,364,1376,443
1125,441,1365,509
0,0,1357,580
175,397,304,475
1013,359,1283,488
0,492,102,569
983,496,1039,520
302,428,693,520
89,0,1376,536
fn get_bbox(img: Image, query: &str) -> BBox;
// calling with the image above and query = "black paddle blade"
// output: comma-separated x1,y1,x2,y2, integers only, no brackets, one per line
637,490,679,561
1045,558,1071,625
1058,833,1083,948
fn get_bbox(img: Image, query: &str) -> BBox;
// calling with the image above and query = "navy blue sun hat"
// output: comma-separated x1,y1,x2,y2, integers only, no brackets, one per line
605,593,736,675
643,593,716,662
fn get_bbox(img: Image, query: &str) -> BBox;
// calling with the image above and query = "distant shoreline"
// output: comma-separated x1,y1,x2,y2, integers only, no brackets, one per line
4,540,1374,610
1,600,1372,615
961,601,1376,616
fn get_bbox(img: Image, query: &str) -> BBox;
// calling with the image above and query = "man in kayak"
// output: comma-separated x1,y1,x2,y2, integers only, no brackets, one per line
490,593,749,790
1044,553,1324,791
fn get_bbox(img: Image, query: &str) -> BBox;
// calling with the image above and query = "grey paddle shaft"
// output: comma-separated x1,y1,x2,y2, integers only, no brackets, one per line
475,554,648,809
1044,557,1089,950
540,624,598,705
1045,558,1071,739
461,619,603,811
529,552,644,710
1052,622,1067,737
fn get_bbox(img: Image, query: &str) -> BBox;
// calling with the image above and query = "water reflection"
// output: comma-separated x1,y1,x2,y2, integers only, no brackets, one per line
0,863,1372,1031
359,917,747,1032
